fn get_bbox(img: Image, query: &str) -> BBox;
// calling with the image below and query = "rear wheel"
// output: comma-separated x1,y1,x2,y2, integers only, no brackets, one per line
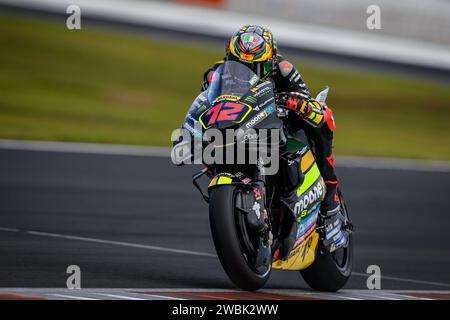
300,191,353,291
209,185,270,291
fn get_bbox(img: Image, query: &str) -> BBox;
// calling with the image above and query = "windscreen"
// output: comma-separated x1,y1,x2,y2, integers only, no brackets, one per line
207,61,260,103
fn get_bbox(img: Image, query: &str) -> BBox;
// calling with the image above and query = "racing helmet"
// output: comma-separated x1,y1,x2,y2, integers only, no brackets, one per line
227,25,277,79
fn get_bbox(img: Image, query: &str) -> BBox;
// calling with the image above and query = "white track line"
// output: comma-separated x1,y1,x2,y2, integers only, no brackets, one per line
337,156,450,173
317,293,363,300
136,293,186,300
337,291,386,300
357,294,399,300
0,227,20,232
338,295,364,300
380,292,432,301
1,288,448,300
0,139,169,157
49,294,99,300
368,294,401,301
392,290,450,294
352,272,450,289
1,139,449,172
25,230,216,258
3,226,450,290
129,288,239,293
94,293,146,300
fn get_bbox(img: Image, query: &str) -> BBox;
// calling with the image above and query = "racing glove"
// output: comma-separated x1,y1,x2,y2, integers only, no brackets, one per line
277,92,325,127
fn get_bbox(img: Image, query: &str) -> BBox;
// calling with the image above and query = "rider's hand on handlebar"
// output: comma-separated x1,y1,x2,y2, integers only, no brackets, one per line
277,92,311,118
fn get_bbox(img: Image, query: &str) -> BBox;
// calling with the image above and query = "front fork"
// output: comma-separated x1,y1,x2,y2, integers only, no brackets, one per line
192,168,273,245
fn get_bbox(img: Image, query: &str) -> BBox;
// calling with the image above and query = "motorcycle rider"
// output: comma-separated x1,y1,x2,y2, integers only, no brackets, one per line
200,25,348,252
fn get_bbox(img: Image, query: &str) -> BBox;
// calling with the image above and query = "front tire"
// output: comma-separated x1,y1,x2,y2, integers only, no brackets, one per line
300,191,353,292
209,185,270,291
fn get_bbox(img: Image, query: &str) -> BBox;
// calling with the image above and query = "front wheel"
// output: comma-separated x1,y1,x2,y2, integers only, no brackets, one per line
300,191,353,291
209,185,270,291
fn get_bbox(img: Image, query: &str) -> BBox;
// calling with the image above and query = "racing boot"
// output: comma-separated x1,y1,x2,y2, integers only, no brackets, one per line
320,181,350,252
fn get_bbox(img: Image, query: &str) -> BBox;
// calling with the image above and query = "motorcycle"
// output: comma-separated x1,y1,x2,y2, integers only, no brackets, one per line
172,61,353,291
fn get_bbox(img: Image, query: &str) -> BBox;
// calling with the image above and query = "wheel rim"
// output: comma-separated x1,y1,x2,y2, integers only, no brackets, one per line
332,244,350,271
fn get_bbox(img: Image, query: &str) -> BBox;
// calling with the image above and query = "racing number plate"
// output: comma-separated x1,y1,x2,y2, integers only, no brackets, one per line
199,102,251,129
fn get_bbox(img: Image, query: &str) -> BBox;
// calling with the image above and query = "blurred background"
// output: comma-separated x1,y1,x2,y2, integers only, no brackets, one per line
0,0,449,160
0,0,450,296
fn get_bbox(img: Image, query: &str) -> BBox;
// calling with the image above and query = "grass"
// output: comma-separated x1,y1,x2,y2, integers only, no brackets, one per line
0,15,449,160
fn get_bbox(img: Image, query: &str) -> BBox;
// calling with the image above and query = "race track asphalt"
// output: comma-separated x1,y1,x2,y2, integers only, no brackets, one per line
0,148,449,291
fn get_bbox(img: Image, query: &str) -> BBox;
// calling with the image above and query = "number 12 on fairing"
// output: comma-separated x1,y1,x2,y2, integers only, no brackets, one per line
205,102,245,126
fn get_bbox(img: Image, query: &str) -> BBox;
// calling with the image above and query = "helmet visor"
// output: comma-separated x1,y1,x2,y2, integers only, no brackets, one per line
228,55,272,79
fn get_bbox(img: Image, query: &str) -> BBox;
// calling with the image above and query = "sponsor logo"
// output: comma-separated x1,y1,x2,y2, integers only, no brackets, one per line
195,104,207,115
251,82,268,91
257,97,275,109
253,188,261,200
186,114,197,122
217,172,234,178
245,96,257,104
249,74,259,86
253,86,271,98
245,106,274,129
214,95,239,103
300,235,314,262
294,224,316,248
171,122,281,175
294,146,308,157
234,171,245,179
294,181,324,215
297,210,318,236
234,172,252,185
182,122,202,138
241,131,258,142
252,201,261,219
299,146,308,156
182,122,193,131
288,234,313,260
297,203,320,223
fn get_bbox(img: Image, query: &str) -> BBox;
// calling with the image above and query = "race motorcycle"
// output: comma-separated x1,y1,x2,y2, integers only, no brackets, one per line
172,61,353,292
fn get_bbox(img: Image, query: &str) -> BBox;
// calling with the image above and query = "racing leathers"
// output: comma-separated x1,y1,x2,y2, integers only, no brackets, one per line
201,55,348,251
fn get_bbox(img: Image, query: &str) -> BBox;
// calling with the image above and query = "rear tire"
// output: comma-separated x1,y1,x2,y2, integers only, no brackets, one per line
209,185,270,291
300,192,353,292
